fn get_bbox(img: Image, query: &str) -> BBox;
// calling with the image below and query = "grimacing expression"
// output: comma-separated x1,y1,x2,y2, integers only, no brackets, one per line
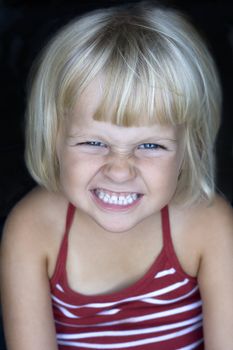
56,78,185,233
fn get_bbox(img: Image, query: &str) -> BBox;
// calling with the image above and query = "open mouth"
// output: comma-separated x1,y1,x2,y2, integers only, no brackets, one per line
92,188,142,207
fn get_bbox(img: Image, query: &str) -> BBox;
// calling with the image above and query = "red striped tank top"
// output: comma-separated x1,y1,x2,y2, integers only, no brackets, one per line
50,204,204,349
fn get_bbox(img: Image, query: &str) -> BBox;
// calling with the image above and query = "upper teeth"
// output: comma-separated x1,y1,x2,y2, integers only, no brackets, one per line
95,190,138,205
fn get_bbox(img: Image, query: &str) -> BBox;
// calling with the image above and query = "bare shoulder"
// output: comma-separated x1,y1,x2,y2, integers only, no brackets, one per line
199,194,233,225
0,187,64,349
189,195,233,244
169,195,233,277
190,196,233,348
174,194,233,242
196,195,233,261
1,186,69,269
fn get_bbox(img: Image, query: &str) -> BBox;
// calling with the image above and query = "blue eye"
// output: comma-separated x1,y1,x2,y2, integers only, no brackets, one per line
79,141,107,147
138,143,165,150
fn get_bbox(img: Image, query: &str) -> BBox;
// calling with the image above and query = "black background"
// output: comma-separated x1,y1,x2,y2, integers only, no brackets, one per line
0,0,233,348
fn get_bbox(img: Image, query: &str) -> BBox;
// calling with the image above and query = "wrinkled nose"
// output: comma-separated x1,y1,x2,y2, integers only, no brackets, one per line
102,154,137,183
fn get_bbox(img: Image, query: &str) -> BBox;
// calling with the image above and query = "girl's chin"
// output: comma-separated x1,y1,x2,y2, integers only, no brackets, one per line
93,219,140,234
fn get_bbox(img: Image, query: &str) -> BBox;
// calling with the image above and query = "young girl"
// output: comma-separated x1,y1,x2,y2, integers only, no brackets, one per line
1,2,233,349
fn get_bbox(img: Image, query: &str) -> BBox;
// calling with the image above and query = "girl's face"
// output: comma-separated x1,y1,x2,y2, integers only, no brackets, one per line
56,79,185,233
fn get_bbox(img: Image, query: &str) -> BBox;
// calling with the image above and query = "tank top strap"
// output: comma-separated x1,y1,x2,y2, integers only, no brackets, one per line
65,203,76,234
161,205,172,246
161,205,188,275
50,203,75,284
161,204,177,260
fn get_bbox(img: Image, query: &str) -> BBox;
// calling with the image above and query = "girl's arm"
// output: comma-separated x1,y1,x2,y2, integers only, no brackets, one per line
0,198,58,350
197,197,233,349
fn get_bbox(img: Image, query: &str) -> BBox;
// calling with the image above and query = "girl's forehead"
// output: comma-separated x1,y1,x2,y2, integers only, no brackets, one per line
68,75,183,137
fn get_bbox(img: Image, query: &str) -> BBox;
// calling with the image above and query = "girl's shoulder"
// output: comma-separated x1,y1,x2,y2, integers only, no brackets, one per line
172,194,233,239
3,186,68,233
191,195,232,238
169,195,233,277
1,186,68,269
193,194,233,264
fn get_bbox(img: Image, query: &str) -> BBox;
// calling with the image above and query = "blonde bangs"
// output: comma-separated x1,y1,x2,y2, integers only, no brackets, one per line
92,28,195,127
56,9,213,131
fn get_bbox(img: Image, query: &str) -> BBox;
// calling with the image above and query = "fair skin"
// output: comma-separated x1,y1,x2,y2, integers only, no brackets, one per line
1,79,233,350
57,78,185,235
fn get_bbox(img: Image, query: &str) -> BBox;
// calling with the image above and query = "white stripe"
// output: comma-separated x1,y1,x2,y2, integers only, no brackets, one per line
177,338,204,349
143,286,199,305
51,278,189,310
55,305,80,319
57,322,202,348
155,268,176,278
56,284,65,293
52,295,79,309
57,314,203,339
91,301,202,327
97,309,120,316
54,301,202,329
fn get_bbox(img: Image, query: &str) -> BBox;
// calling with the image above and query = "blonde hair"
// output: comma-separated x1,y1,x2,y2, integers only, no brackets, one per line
25,1,222,204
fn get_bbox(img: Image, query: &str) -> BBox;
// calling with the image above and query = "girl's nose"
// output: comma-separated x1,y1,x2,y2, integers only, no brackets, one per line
102,154,137,183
